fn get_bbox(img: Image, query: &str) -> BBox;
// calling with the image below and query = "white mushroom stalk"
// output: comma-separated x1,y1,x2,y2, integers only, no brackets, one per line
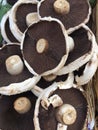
53,0,70,15
43,74,57,82
26,12,39,26
36,38,49,54
55,104,77,125
49,94,63,107
5,55,24,75
21,17,70,76
41,94,63,110
67,36,74,52
14,97,31,114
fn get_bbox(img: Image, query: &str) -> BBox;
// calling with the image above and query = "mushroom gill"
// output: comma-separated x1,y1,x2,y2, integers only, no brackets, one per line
21,19,69,76
34,87,88,130
38,0,91,33
0,91,37,130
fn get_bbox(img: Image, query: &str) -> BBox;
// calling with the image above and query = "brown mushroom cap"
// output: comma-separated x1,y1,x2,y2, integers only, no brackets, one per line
0,43,33,87
66,27,92,65
0,91,37,130
38,0,91,33
37,87,88,130
9,0,39,41
15,3,37,32
21,19,68,75
55,25,95,75
5,19,19,43
0,11,19,43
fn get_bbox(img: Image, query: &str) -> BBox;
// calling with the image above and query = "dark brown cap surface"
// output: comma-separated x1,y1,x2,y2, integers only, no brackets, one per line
0,44,33,87
0,91,36,130
65,27,92,65
5,18,19,42
16,3,37,33
39,88,88,130
22,20,67,75
39,0,90,31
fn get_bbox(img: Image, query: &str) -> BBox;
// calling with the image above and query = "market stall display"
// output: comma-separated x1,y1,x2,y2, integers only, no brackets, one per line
0,0,97,130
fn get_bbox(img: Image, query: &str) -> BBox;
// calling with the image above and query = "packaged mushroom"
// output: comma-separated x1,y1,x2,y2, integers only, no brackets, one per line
34,81,95,130
0,43,40,95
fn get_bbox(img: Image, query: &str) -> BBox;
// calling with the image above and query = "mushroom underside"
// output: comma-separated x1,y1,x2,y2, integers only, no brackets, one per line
38,88,88,130
0,91,37,130
22,20,67,75
65,27,92,65
39,0,90,30
15,3,37,33
5,18,19,42
0,44,33,87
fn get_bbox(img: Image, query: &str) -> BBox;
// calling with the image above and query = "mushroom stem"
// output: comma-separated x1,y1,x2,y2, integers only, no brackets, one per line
26,12,39,26
53,0,70,15
5,55,24,75
14,97,31,114
68,36,74,52
43,74,57,81
49,94,63,108
36,38,49,54
55,104,77,125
